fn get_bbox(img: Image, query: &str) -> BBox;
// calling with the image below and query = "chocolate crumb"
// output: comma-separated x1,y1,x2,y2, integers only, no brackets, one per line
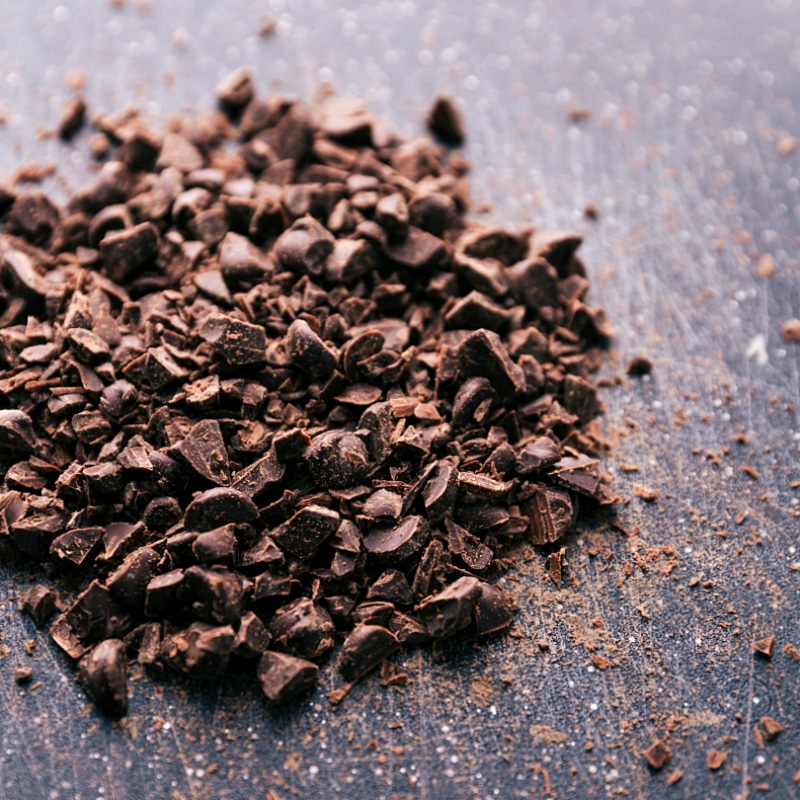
642,739,671,770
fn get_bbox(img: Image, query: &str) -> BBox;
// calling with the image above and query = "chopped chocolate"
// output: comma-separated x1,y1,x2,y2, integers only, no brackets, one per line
58,94,87,140
1,80,615,718
77,639,129,716
627,355,653,376
14,666,33,685
642,740,672,770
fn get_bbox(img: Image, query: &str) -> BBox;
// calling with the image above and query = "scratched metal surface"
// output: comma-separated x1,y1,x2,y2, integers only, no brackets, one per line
1,1,800,798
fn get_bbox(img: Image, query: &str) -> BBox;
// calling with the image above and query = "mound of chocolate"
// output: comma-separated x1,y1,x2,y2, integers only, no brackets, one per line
0,72,613,714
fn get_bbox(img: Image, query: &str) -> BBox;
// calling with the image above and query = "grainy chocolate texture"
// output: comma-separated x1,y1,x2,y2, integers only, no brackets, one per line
0,80,613,715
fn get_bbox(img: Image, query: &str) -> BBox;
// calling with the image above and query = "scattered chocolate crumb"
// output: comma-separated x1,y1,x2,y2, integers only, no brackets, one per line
755,253,775,278
627,356,652,376
58,95,87,140
567,107,592,123
642,739,671,770
782,318,800,342
426,95,465,145
583,203,599,220
259,14,277,36
633,484,660,503
760,716,783,741
666,769,683,786
14,666,33,684
706,749,727,770
741,464,760,480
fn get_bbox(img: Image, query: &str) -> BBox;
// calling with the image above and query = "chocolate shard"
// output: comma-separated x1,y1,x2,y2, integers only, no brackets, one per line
456,471,512,501
0,410,37,457
66,580,133,646
305,430,370,489
416,576,482,638
352,601,394,627
339,625,401,682
99,222,159,283
367,569,414,606
506,258,559,310
161,622,236,679
184,566,246,625
523,486,575,544
445,519,493,572
49,526,104,569
184,487,258,531
325,238,378,282
257,650,319,705
473,582,516,635
232,610,271,659
267,597,335,660
240,534,284,573
50,614,86,660
198,312,266,365
421,460,458,522
457,329,526,397
286,319,338,378
230,452,285,499
67,328,112,365
106,546,161,608
375,193,409,238
444,290,509,331
549,454,601,497
273,504,340,559
357,401,392,464
273,216,335,276
388,610,430,645
219,232,270,281
251,571,292,602
20,584,57,628
516,437,561,474
176,419,231,486
426,95,465,145
363,515,429,564
77,639,129,716
58,95,87,140
385,226,446,270
124,621,162,665
451,377,498,430
143,496,182,533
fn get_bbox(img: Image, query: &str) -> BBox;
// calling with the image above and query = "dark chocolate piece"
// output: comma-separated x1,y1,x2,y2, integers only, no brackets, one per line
339,625,401,682
272,504,340,559
524,486,574,545
184,566,246,625
416,576,481,638
176,420,231,486
516,437,560,474
20,584,56,627
233,610,271,659
77,639,128,716
199,313,267,366
184,487,258,531
473,582,516,635
99,222,159,283
106,547,161,608
267,597,335,659
305,430,370,489
257,650,318,704
161,622,235,678
426,95,465,145
363,516,429,564
286,319,338,378
457,329,526,397
274,216,335,276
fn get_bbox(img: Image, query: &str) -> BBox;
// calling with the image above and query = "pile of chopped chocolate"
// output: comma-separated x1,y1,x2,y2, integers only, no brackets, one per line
0,69,613,715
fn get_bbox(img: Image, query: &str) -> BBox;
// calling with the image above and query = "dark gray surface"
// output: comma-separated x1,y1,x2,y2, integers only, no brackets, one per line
2,1,800,798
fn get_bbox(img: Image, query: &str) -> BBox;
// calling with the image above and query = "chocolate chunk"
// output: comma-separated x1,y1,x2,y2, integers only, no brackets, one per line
453,253,509,298
426,95,465,145
184,566,246,625
457,329,526,397
286,319,338,378
99,222,159,283
144,569,185,618
58,95,87,140
106,547,161,608
549,454,601,496
367,569,414,605
416,576,481,638
157,133,204,173
273,504,340,559
67,328,112,365
516,437,561,474
375,193,409,238
99,521,146,565
268,597,335,659
530,230,583,276
20,584,56,627
161,622,235,679
257,650,318,704
457,471,512,501
66,580,132,646
339,625,401,682
627,355,653,376
49,526,103,569
385,226,446,270
184,487,258,531
192,525,238,566
143,496,182,533
176,420,231,486
274,216,335,276
325,238,378,282
233,610,271,658
100,380,138,418
363,515,429,564
216,68,255,109
78,639,128,716
524,486,574,544
50,614,86,660
8,192,60,244
445,290,508,331
199,312,267,365
219,232,271,281
473,582,516,635
451,377,498,430
305,430,370,489
251,570,291,601
124,621,162,665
